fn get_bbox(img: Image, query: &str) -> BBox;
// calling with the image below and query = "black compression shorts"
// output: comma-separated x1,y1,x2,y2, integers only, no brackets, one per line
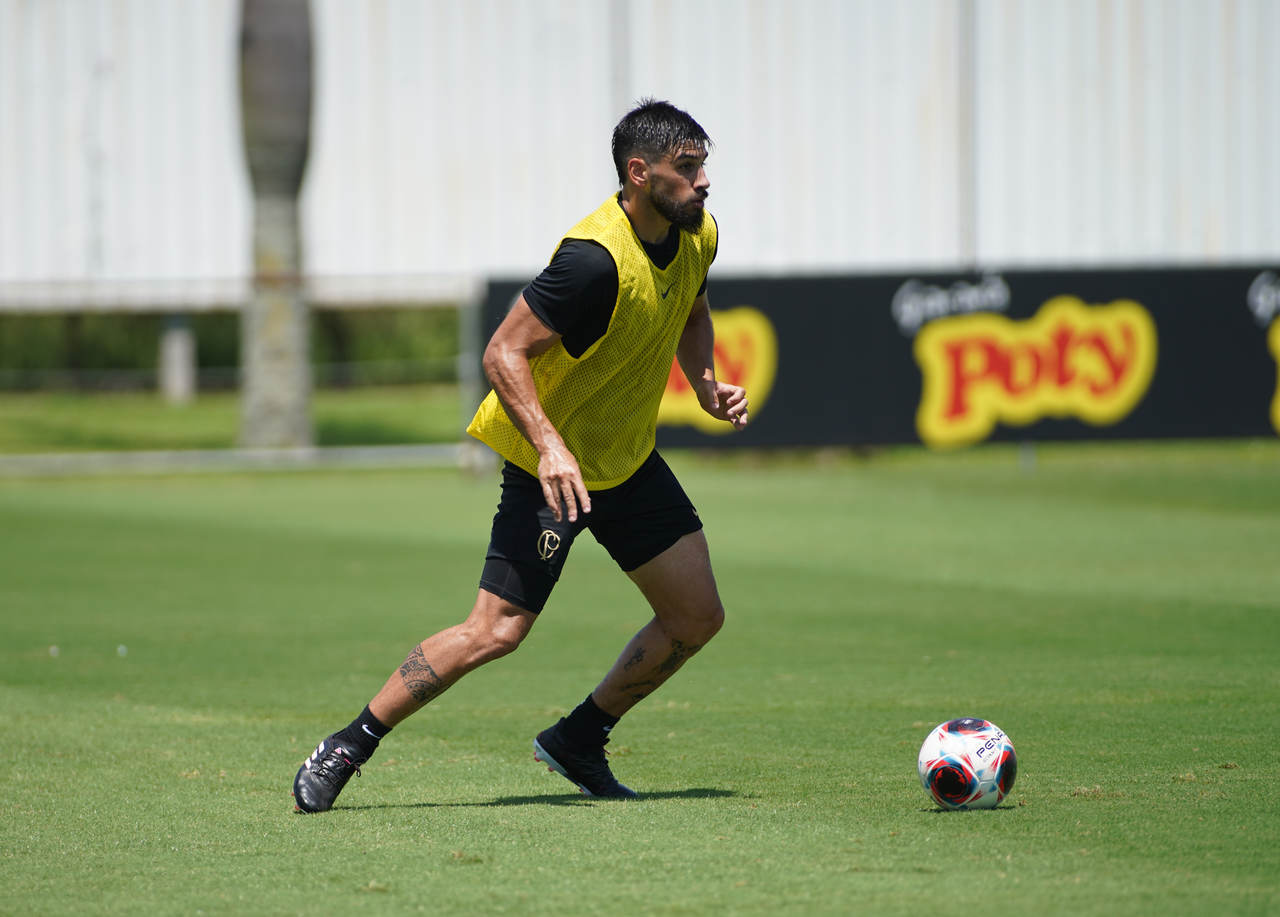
478,450,703,614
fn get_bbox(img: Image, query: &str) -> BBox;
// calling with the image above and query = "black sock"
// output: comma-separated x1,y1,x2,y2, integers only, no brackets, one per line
559,694,620,747
336,705,391,759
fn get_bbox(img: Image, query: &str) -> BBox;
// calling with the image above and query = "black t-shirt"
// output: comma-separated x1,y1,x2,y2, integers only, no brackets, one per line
523,222,710,359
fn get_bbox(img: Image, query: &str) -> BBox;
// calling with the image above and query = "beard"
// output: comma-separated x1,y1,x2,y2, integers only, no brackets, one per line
650,182,706,232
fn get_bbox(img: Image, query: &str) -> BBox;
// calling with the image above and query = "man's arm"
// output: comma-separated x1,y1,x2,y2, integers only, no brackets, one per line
675,292,749,430
482,295,592,522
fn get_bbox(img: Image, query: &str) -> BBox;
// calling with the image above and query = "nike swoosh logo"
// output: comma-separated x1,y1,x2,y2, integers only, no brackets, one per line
361,724,382,739
660,283,675,299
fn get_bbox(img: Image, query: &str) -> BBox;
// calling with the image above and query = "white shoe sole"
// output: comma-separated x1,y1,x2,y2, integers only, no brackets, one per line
533,737,596,796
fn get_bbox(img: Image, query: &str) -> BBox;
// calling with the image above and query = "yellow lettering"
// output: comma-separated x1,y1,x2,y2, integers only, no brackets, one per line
1270,319,1280,436
659,307,778,434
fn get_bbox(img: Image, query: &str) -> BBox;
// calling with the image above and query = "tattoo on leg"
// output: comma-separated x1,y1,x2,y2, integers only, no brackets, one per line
622,647,646,671
616,639,706,702
398,644,445,704
658,639,703,674
618,679,658,703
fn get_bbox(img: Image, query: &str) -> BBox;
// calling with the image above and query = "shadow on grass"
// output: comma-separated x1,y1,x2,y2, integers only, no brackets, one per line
336,787,739,812
920,804,1020,813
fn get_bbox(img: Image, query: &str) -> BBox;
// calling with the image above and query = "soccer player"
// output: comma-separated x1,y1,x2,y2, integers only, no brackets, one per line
293,99,748,812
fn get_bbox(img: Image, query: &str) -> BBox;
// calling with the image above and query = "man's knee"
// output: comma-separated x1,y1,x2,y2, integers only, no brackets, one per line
667,600,725,646
485,612,531,658
462,594,536,664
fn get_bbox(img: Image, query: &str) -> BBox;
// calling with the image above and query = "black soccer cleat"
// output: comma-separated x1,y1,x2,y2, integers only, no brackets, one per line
292,735,367,813
533,721,637,799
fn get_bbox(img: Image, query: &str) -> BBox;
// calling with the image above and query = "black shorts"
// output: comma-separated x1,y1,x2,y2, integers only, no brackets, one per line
478,450,703,614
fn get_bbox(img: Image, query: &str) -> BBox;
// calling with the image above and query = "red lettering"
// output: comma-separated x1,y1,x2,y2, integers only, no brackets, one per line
945,339,1003,419
666,333,754,394
1082,325,1135,395
1050,324,1076,387
915,297,1157,448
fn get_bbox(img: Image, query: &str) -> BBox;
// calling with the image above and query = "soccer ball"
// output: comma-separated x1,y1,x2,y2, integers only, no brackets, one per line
917,718,1017,810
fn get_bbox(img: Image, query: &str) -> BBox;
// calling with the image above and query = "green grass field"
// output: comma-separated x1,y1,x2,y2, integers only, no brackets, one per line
0,385,464,453
2,440,1278,915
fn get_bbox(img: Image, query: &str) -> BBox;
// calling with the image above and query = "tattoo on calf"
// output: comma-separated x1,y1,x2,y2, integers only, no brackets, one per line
619,679,658,702
658,639,703,674
622,647,646,671
399,644,445,704
618,639,705,701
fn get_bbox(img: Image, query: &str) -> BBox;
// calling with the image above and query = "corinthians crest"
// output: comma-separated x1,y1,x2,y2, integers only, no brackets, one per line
537,530,562,561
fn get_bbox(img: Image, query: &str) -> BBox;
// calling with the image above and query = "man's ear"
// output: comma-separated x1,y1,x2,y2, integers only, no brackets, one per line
626,156,649,188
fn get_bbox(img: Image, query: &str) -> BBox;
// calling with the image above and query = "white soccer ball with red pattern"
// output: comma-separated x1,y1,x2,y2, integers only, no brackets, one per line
917,718,1017,810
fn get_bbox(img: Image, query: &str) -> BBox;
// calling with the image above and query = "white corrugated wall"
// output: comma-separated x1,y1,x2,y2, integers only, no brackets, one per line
0,0,250,308
301,0,969,279
619,0,969,272
1,0,1277,309
301,0,621,287
973,0,1280,265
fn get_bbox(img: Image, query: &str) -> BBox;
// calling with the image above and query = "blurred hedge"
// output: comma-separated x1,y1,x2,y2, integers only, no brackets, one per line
0,308,459,390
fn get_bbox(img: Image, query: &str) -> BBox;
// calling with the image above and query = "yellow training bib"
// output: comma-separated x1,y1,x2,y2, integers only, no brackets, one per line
468,195,718,488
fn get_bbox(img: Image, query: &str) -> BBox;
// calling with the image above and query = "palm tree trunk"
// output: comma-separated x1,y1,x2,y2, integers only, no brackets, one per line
238,0,313,447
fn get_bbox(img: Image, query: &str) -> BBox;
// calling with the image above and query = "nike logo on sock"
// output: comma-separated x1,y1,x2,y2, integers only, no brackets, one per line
361,724,383,739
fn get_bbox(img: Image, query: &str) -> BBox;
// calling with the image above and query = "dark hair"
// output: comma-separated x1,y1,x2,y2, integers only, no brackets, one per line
611,98,712,186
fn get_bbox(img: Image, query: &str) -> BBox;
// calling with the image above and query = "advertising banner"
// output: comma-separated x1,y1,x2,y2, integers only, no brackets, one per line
481,266,1280,449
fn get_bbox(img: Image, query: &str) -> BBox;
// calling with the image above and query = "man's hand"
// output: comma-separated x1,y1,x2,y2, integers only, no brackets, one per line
696,380,749,430
538,442,592,523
